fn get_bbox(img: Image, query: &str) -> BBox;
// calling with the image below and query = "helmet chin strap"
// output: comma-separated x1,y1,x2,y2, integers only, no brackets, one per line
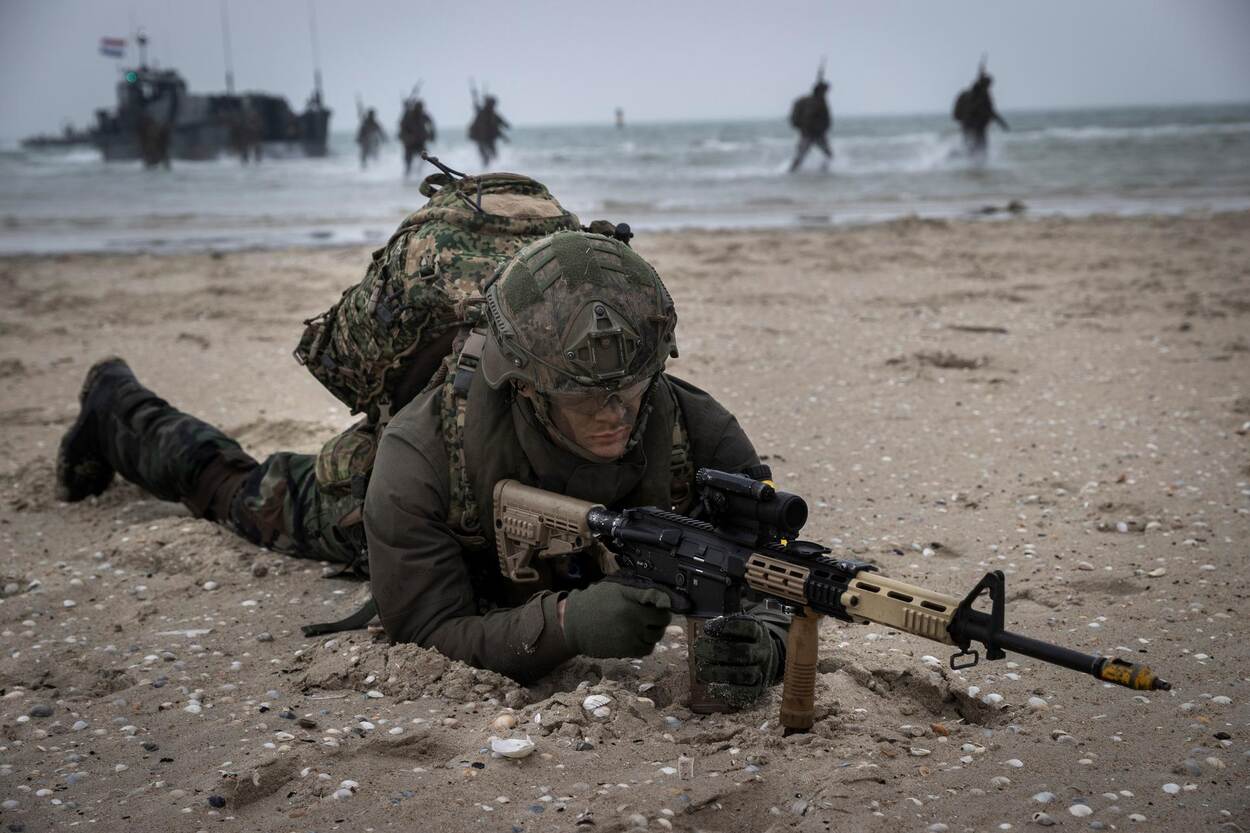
516,384,653,464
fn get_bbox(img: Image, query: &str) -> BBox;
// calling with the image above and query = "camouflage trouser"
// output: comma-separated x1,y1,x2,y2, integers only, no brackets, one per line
226,451,365,568
106,393,364,568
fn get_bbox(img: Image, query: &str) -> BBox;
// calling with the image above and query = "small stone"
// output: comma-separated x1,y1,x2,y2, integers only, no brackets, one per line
625,813,647,829
1027,697,1048,710
297,717,318,730
1005,759,1024,768
28,704,53,718
256,632,274,643
1032,792,1055,804
910,747,931,757
1211,695,1232,705
331,787,354,800
990,776,1011,789
202,581,219,591
251,562,269,578
1068,804,1092,818
1032,812,1056,827
1162,783,1180,795
493,714,517,731
1128,814,1146,822
365,690,384,699
928,824,950,833
207,795,226,808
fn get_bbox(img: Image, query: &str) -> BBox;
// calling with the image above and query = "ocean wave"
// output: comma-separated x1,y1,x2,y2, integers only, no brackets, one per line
1016,121,1250,142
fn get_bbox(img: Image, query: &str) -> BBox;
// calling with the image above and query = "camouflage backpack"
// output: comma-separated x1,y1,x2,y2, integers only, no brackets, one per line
294,171,583,424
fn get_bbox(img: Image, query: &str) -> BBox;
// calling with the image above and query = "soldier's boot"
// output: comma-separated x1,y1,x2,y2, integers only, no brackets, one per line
56,357,258,523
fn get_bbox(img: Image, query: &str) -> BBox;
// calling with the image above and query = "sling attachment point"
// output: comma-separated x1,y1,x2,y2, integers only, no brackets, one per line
453,329,487,397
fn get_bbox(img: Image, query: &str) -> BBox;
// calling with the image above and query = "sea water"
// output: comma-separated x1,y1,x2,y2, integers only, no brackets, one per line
1,103,1248,254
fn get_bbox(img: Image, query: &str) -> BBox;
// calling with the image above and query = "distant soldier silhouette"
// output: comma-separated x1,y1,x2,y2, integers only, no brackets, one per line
228,100,264,165
137,76,178,170
953,58,1009,156
467,85,509,168
788,66,833,173
399,91,436,178
356,106,386,170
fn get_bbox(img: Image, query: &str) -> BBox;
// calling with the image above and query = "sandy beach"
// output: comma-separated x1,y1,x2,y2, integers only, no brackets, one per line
1,212,1247,832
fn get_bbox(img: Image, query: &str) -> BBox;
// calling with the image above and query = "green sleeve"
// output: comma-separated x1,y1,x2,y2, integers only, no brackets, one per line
364,395,574,683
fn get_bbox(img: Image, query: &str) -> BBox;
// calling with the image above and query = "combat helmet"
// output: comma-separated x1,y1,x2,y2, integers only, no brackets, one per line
480,230,678,396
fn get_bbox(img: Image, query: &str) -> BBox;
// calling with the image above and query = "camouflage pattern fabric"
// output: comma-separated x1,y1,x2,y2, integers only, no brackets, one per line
228,451,364,568
294,173,582,422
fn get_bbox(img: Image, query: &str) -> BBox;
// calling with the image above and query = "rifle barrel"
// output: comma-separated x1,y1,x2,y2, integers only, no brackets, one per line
956,610,1170,691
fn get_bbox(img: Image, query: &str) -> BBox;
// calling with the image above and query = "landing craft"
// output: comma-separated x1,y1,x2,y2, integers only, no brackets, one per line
90,33,331,162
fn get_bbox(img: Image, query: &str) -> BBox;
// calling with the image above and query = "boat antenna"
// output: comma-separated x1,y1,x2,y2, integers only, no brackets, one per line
137,28,149,69
220,0,236,93
308,0,324,102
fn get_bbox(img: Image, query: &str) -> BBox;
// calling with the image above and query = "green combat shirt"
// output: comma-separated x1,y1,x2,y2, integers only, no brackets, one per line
363,372,762,684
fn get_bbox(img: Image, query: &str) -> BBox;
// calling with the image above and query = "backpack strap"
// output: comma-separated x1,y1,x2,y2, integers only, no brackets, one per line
441,353,482,536
668,389,695,513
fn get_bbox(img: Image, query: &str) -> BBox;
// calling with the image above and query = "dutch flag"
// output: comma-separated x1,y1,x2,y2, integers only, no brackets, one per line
99,37,126,59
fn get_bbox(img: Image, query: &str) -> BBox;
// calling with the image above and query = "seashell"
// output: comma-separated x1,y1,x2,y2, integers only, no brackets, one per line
490,735,536,759
592,706,612,719
492,714,517,731
582,694,612,712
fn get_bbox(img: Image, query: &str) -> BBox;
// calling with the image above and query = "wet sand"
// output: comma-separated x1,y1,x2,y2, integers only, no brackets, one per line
1,212,1248,832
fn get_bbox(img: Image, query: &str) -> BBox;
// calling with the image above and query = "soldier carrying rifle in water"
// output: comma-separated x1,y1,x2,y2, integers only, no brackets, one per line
953,55,1010,157
788,60,833,173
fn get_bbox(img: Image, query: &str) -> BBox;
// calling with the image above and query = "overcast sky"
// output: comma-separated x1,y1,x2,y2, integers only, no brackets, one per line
2,0,1248,140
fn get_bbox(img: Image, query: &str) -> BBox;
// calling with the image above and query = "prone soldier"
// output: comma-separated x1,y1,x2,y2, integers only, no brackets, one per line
56,230,788,704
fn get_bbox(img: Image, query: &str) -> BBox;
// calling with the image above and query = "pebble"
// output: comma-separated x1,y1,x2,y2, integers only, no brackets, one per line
71,720,88,731
207,795,226,808
1005,759,1024,768
928,824,949,833
1026,697,1048,710
910,747,931,757
1032,812,1055,827
251,562,269,578
365,690,384,699
990,776,1012,789
256,632,274,642
1033,792,1055,803
1162,783,1180,795
625,813,647,829
1211,696,1232,705
493,714,517,731
202,581,219,591
28,704,53,718
1128,814,1147,822
1069,804,1093,818
183,702,202,715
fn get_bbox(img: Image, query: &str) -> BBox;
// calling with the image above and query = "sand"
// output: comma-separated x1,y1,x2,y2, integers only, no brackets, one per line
1,212,1247,832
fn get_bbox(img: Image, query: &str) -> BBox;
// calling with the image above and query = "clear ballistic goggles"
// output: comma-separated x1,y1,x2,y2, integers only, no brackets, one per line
544,376,653,417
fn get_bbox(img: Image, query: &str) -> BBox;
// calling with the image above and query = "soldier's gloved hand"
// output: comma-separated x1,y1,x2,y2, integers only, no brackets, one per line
561,582,672,658
694,613,782,709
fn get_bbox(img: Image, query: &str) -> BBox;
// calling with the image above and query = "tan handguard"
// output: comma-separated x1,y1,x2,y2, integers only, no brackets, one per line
492,479,605,582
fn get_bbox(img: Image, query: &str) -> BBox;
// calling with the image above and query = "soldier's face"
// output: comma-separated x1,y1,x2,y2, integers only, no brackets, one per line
550,388,644,460
520,380,649,460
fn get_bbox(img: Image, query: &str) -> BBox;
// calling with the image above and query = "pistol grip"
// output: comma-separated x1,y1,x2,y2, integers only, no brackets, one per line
780,608,822,734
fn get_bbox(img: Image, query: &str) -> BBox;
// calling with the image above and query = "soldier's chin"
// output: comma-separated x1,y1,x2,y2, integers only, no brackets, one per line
581,428,632,460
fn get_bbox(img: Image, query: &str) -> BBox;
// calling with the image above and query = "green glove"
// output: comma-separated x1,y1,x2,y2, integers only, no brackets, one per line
693,614,781,708
562,582,673,658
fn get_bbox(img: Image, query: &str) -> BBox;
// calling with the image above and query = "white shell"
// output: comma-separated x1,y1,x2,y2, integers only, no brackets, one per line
582,694,612,712
490,735,536,759
592,706,612,719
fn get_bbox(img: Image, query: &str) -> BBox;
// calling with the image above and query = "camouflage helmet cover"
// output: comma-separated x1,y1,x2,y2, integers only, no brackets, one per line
480,230,678,393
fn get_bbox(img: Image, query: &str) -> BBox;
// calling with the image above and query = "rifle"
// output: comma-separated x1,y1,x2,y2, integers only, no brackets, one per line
493,469,1171,733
